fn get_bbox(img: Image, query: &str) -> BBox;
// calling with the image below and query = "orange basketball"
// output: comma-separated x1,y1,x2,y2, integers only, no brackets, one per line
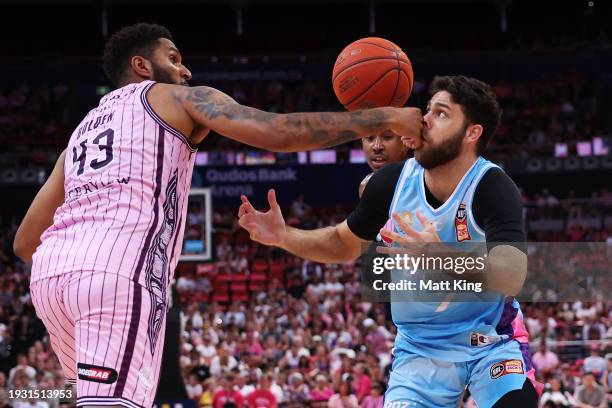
332,37,413,111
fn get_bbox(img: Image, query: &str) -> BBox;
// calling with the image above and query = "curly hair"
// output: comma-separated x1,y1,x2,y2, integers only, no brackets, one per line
429,75,502,154
103,23,173,87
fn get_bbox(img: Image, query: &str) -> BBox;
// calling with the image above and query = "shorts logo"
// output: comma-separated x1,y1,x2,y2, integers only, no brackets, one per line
490,359,524,379
455,204,471,242
470,332,499,347
139,367,154,390
77,363,118,384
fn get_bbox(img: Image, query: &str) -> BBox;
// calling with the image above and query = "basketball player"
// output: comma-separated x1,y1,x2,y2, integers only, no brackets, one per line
12,23,422,408
238,76,539,407
359,130,410,197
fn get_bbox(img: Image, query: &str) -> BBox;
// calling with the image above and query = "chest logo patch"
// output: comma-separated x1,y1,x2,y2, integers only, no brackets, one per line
455,203,471,242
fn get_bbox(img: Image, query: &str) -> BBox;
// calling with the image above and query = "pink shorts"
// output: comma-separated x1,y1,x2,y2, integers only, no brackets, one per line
30,271,168,408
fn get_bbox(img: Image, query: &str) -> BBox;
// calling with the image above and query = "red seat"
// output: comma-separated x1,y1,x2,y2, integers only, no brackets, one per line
196,263,215,277
216,273,232,283
251,260,268,274
250,273,267,283
232,292,249,302
230,282,248,292
269,264,285,281
232,273,248,283
212,293,230,304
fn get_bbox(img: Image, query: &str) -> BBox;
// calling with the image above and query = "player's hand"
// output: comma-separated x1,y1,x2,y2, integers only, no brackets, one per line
378,210,440,254
388,107,423,150
238,189,287,246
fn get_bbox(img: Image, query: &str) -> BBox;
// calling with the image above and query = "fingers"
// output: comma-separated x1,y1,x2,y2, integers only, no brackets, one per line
415,210,428,226
240,194,257,211
379,227,411,245
268,189,280,210
391,212,421,240
238,202,250,218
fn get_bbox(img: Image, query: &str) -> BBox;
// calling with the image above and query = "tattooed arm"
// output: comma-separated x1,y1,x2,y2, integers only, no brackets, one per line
168,85,422,152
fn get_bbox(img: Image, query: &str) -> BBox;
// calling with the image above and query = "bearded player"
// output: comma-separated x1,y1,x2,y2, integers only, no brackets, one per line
238,76,538,407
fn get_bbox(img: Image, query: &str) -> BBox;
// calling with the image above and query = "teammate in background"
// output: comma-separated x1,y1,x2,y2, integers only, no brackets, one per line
12,23,422,408
359,130,410,197
239,76,539,407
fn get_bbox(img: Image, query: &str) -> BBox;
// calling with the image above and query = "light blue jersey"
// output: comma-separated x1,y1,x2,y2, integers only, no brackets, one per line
382,157,536,407
387,157,508,362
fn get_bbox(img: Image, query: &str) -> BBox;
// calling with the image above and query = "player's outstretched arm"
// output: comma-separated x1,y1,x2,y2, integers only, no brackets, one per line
171,85,422,152
13,150,66,263
238,189,364,263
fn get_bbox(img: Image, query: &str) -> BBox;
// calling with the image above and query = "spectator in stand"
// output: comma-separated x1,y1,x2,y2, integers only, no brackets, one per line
212,374,244,408
285,372,310,405
280,335,310,369
557,363,579,396
236,370,256,397
186,373,204,401
353,363,372,403
583,345,608,379
310,374,334,405
539,378,575,407
199,378,216,408
8,354,35,385
210,343,238,377
583,316,606,341
247,373,277,408
574,372,606,408
328,378,358,408
360,381,384,408
603,354,612,394
532,341,560,381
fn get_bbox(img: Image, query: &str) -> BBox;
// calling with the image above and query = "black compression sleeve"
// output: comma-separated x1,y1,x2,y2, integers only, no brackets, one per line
346,162,403,240
472,168,526,252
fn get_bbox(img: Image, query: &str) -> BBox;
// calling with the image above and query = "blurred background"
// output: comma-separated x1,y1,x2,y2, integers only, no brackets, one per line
0,0,611,407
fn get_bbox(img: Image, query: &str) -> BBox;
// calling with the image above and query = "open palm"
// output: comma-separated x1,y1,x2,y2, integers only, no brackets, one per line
237,189,287,246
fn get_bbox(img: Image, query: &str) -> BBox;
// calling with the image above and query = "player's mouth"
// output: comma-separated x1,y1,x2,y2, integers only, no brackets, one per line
370,155,388,168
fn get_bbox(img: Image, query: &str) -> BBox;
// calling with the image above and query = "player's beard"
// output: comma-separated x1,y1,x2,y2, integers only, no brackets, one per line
151,62,188,86
415,126,466,169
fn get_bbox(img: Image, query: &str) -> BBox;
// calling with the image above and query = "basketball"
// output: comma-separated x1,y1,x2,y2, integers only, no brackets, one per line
332,37,414,111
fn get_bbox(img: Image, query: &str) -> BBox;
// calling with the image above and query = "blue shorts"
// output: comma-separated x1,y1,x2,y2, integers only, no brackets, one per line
385,340,528,408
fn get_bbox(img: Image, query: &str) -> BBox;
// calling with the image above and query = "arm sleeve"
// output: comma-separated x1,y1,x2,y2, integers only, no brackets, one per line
346,162,403,240
472,167,527,253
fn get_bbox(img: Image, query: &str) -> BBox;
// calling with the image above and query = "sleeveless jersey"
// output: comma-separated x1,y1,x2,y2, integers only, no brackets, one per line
31,80,197,301
386,157,524,362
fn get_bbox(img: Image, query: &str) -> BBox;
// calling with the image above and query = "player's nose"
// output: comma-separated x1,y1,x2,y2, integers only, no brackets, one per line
181,65,192,81
372,136,384,150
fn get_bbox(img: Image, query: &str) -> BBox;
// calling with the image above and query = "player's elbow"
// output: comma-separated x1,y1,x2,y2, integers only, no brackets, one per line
505,267,527,296
12,234,33,263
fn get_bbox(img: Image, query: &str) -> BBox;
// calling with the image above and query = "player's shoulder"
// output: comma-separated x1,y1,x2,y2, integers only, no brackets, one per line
478,166,519,192
474,165,522,209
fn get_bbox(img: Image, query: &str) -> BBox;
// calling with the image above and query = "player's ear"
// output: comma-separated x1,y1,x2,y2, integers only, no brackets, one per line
130,56,153,79
465,124,483,145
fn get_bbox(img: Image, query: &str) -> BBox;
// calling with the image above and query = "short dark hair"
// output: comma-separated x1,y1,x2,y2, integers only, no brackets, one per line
429,75,502,154
103,23,173,86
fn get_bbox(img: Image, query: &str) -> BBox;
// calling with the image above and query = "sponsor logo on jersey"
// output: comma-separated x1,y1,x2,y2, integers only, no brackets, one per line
490,359,524,379
455,203,471,242
470,332,500,347
77,363,118,384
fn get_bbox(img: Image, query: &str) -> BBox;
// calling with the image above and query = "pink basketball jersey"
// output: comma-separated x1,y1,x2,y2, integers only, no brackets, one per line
32,80,197,297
